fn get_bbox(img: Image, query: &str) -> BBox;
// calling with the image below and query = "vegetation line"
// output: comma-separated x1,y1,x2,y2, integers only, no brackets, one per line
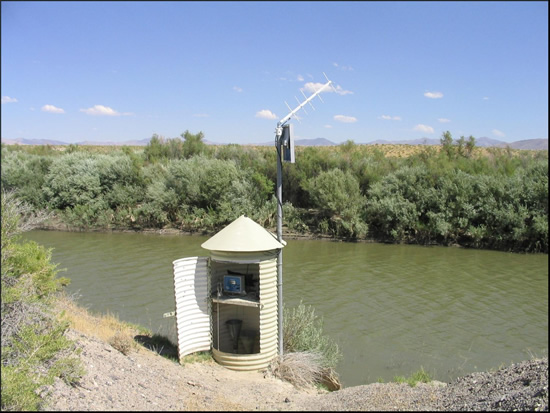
2,130,547,254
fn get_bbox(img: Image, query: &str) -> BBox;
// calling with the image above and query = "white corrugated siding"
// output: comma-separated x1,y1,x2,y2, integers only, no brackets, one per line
209,250,279,264
172,256,211,362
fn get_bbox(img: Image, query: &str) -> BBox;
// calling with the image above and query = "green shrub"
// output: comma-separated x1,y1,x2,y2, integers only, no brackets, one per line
42,152,102,209
275,301,342,390
283,300,342,370
135,180,178,228
1,149,52,208
1,191,83,411
3,135,547,252
393,367,432,387
143,134,170,162
305,168,367,238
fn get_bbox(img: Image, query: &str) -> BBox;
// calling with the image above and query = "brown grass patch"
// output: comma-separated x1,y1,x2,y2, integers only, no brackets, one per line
56,293,147,354
270,351,324,389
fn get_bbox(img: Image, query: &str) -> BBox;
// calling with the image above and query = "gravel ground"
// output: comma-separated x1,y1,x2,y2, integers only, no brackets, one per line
39,329,548,411
436,357,548,411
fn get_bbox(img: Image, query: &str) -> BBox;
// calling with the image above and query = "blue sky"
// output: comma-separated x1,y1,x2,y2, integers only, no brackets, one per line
1,1,548,144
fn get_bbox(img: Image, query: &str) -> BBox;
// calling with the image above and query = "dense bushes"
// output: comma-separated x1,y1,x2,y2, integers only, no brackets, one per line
0,150,53,208
365,161,548,252
137,156,274,231
1,191,83,410
1,131,547,253
305,168,367,238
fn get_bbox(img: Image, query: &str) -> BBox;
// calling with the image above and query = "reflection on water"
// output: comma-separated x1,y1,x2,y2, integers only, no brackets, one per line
24,230,548,387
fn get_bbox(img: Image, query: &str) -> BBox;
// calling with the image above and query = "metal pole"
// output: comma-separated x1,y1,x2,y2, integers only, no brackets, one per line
273,76,333,358
275,126,284,357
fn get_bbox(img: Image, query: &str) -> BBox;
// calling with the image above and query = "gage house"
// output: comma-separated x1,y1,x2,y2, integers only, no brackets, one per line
172,215,285,371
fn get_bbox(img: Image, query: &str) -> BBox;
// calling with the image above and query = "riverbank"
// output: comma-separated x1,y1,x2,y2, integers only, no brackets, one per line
37,297,548,411
39,326,548,411
36,215,428,246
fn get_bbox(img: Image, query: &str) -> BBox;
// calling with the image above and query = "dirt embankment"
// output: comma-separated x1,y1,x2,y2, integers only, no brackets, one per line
39,327,548,411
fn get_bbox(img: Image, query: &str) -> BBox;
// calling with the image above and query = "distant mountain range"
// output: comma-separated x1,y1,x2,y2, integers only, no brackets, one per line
251,137,548,150
2,136,547,151
0,137,152,146
363,137,548,150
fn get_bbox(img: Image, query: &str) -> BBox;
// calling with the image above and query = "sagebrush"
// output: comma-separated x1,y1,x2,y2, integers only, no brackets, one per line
1,190,84,411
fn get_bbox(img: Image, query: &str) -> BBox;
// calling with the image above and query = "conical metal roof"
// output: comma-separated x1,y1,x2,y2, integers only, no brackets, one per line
201,215,285,252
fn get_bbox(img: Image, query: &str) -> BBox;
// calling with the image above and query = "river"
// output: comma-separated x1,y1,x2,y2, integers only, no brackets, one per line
24,230,548,387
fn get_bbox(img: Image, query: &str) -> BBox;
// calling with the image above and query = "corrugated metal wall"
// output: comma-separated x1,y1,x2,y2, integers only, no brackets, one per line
209,250,279,264
172,254,279,371
258,258,278,356
172,257,211,362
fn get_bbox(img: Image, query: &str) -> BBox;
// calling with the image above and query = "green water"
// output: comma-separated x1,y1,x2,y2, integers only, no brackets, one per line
24,230,548,387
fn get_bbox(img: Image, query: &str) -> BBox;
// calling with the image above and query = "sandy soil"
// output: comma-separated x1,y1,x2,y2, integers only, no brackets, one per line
38,328,548,411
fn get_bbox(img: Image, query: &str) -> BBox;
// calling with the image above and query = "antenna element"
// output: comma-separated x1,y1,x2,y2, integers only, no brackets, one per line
273,73,335,359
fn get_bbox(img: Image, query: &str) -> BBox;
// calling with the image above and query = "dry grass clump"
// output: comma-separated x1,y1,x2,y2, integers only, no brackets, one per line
270,351,324,389
55,294,145,354
108,331,134,355
56,294,181,360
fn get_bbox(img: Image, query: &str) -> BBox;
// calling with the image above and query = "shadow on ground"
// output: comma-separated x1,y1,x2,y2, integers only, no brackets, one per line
134,334,179,361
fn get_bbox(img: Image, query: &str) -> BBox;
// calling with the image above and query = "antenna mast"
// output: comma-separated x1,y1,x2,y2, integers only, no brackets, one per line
275,73,335,357
275,74,333,137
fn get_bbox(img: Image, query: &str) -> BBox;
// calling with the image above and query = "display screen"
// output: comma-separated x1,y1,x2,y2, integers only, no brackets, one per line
223,275,245,295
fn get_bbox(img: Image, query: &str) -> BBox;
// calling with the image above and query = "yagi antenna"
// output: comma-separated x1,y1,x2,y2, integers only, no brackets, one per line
276,76,333,128
295,96,308,115
273,73,336,359
316,91,325,104
324,71,339,94
284,101,301,123
300,89,316,111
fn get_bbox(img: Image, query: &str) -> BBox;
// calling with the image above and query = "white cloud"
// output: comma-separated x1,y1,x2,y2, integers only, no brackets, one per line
193,113,209,118
424,91,443,99
483,96,490,100
255,109,277,120
438,118,451,123
80,104,132,116
332,85,353,95
414,124,434,133
492,129,505,137
302,82,353,96
41,104,65,114
233,86,243,93
324,124,333,128
379,115,401,121
278,72,305,82
334,115,357,123
2,96,18,104
333,62,354,71
302,82,330,94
